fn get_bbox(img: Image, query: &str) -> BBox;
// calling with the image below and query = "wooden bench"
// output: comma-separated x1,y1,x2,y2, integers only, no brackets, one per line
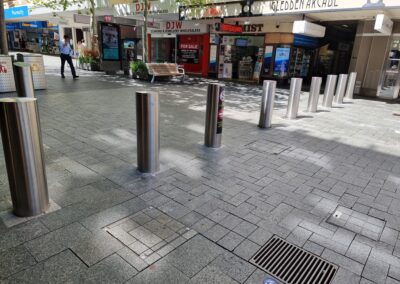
146,63,185,83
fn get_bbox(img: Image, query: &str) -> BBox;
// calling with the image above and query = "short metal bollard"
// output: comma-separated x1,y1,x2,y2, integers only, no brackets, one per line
307,77,322,113
334,74,348,104
286,78,303,119
259,80,276,128
0,98,49,217
136,91,160,173
322,75,338,108
205,83,224,148
345,72,357,99
14,62,35,98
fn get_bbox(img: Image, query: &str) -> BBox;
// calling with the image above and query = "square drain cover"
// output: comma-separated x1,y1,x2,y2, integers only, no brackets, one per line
250,236,337,284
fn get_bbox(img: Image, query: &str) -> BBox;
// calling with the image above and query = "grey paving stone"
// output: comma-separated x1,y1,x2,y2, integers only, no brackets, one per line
362,256,390,283
129,241,149,255
24,222,91,261
322,249,364,275
189,265,239,284
70,230,124,266
6,250,87,284
219,214,243,230
218,231,245,251
233,239,261,261
302,240,325,256
248,227,274,246
346,241,371,264
179,211,204,226
163,235,224,278
129,226,163,247
210,252,256,282
332,268,361,284
127,259,190,284
0,245,37,279
158,200,191,219
117,247,148,272
389,265,400,281
107,225,137,245
244,269,277,284
81,253,137,283
286,226,312,247
204,224,230,242
232,220,257,237
192,217,216,234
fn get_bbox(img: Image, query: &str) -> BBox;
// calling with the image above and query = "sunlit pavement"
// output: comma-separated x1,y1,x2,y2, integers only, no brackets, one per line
1,54,400,283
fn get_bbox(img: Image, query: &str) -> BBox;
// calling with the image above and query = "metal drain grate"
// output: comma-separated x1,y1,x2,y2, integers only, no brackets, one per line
250,236,338,284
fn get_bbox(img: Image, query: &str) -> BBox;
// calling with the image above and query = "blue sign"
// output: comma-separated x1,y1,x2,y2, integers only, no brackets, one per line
294,34,319,48
273,47,290,77
5,6,29,19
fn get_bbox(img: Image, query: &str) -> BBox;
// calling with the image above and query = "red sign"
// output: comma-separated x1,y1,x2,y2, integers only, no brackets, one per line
179,43,199,49
217,23,242,33
103,15,113,22
166,21,182,30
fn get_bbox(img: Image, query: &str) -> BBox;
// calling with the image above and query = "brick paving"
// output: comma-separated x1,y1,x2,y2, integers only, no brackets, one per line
1,55,400,283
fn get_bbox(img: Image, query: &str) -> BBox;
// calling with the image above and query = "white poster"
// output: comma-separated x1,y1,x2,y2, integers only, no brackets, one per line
223,63,232,79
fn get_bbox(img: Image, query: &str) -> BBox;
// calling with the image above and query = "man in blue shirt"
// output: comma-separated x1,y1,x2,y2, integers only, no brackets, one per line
60,35,79,79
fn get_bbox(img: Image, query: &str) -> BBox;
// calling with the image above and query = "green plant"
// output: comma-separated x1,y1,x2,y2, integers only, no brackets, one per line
130,61,147,73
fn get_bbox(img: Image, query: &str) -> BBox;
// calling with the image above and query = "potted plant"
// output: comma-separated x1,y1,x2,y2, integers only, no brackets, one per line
130,61,149,80
78,56,85,69
89,57,100,71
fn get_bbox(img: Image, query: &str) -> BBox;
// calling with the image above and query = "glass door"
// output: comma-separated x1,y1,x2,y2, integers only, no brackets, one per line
377,37,400,99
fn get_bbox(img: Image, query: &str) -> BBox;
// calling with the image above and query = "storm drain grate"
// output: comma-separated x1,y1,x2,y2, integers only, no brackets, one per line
250,236,338,284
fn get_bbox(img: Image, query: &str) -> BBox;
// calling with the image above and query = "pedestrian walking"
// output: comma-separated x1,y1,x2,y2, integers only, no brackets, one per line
60,35,79,79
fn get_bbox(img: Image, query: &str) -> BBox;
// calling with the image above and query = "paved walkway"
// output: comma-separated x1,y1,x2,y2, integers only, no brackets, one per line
1,55,400,283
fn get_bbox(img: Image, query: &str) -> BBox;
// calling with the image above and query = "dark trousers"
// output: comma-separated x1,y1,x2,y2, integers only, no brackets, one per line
60,54,76,77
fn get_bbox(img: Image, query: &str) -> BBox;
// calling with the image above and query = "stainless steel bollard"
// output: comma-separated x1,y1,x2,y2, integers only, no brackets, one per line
345,72,357,99
205,83,224,148
322,75,338,108
334,74,348,104
307,77,322,113
259,80,276,128
0,98,49,217
136,92,160,173
286,78,303,119
14,62,35,98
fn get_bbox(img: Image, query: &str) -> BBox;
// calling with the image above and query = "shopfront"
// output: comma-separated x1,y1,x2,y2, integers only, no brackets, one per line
6,21,60,54
150,21,209,76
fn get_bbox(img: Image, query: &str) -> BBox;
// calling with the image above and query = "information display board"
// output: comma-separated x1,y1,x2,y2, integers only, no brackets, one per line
0,56,16,93
273,47,290,77
101,23,120,61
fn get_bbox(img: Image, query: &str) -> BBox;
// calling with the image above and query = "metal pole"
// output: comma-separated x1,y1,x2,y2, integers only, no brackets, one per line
14,62,35,98
136,91,160,173
0,98,49,217
345,72,357,99
286,78,303,119
205,83,224,148
259,80,276,128
322,75,338,108
334,74,348,104
307,77,322,113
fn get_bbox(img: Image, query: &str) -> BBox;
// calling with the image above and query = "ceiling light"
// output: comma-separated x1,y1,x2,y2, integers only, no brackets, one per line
244,19,250,25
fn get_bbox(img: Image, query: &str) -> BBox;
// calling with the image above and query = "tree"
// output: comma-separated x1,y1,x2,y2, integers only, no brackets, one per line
0,0,9,55
32,0,98,54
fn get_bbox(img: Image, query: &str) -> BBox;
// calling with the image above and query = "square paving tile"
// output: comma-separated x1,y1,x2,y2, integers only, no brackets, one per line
327,206,386,241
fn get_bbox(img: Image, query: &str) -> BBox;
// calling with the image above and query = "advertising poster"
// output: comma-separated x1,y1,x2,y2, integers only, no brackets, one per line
217,87,224,134
102,24,120,60
209,45,217,72
263,46,274,74
253,47,265,81
273,47,290,77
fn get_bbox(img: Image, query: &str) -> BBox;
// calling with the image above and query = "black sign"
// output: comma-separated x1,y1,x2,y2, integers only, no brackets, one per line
179,49,199,64
217,87,224,134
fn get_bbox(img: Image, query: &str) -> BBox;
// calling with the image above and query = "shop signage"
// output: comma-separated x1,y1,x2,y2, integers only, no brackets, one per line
151,21,207,34
179,49,199,64
374,14,393,35
242,24,264,32
4,5,28,19
103,15,114,22
292,21,326,37
180,43,199,49
74,14,91,24
215,23,242,33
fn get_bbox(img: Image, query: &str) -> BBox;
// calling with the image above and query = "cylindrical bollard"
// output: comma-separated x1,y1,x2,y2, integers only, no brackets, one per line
205,83,224,148
322,75,338,108
345,72,357,99
14,62,35,98
259,80,276,128
0,98,49,217
307,77,322,113
334,74,348,104
286,78,303,119
136,92,160,173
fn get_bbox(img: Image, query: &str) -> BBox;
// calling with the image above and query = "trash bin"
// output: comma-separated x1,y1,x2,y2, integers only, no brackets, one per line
0,97,49,217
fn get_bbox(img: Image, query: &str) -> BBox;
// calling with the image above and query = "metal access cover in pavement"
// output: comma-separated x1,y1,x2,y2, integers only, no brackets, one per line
250,236,337,284
327,206,386,241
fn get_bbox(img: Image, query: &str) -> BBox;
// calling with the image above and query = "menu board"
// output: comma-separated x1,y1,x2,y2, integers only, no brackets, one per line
102,23,120,60
23,55,46,89
0,56,16,93
179,49,199,64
